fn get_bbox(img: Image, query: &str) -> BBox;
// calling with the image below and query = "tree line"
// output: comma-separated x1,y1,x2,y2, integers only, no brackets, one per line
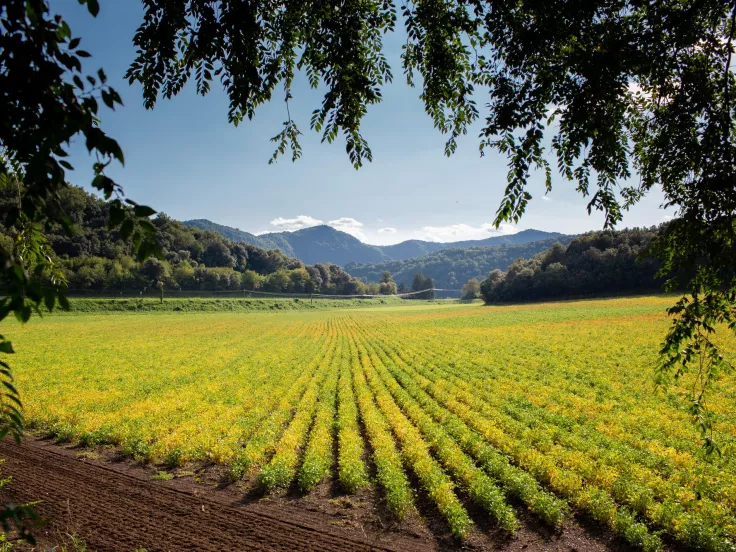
0,182,450,299
479,227,667,303
346,237,574,290
0,184,369,296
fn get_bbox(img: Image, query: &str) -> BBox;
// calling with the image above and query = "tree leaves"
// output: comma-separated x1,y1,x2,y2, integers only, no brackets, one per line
0,6,162,533
78,0,99,17
133,205,157,218
126,0,396,170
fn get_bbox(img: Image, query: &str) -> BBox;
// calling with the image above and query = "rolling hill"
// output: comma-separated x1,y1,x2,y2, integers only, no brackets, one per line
183,219,568,266
345,236,577,289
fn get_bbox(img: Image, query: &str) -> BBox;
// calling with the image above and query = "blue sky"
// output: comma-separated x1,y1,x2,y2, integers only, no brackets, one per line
54,1,674,245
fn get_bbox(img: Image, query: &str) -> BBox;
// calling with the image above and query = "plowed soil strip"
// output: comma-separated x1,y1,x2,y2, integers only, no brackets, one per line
0,438,409,552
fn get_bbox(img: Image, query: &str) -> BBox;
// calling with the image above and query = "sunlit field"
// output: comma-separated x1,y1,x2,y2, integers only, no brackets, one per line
9,296,736,551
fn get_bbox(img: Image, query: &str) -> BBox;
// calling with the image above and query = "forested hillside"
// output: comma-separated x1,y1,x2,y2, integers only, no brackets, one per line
268,225,387,265
183,219,296,256
0,186,366,295
183,220,387,264
184,219,566,265
480,228,666,303
377,229,566,260
346,237,574,289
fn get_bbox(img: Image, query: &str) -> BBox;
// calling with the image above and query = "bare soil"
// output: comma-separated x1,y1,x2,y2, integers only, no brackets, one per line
0,437,641,552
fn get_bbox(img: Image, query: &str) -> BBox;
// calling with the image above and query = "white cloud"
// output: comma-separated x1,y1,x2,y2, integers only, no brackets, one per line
327,217,366,240
266,215,369,239
269,215,324,231
421,222,518,242
542,196,552,201
328,217,363,229
265,215,524,244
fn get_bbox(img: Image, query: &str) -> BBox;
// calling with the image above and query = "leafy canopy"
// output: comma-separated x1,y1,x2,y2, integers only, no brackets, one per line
0,0,160,539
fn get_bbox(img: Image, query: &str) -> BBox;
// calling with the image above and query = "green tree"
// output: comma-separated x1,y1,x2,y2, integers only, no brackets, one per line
241,270,263,291
424,277,436,300
141,258,170,289
202,242,235,269
379,281,398,295
461,278,480,300
266,270,290,293
411,273,426,293
379,270,397,295
288,268,311,293
479,229,663,304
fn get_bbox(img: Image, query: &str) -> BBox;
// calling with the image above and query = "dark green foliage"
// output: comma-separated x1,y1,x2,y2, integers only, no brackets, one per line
461,278,480,300
411,273,427,292
127,0,397,169
0,502,41,546
0,0,159,283
202,242,236,269
348,237,574,289
653,220,736,454
379,271,397,295
479,228,665,303
0,185,367,296
423,277,436,300
408,273,434,300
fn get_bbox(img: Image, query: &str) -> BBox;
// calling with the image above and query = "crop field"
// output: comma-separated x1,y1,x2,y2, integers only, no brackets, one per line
7,296,736,551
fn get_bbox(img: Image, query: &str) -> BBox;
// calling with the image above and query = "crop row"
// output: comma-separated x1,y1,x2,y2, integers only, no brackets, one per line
10,301,735,551
345,312,734,551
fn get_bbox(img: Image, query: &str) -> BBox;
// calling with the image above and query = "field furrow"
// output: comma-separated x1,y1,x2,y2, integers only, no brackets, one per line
229,318,339,480
297,337,341,491
345,325,414,518
335,336,370,493
389,330,733,550
348,326,472,537
348,316,567,528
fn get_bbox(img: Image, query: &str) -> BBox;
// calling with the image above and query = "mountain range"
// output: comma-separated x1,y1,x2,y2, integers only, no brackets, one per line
183,219,568,266
345,237,576,289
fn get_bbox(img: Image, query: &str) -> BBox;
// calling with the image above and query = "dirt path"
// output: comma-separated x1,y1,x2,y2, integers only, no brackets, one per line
0,438,417,552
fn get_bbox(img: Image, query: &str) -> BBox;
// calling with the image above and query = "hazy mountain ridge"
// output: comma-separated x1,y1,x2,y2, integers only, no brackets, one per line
183,219,567,266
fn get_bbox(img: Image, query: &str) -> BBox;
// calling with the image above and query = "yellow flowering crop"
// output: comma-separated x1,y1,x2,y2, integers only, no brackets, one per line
8,296,735,550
